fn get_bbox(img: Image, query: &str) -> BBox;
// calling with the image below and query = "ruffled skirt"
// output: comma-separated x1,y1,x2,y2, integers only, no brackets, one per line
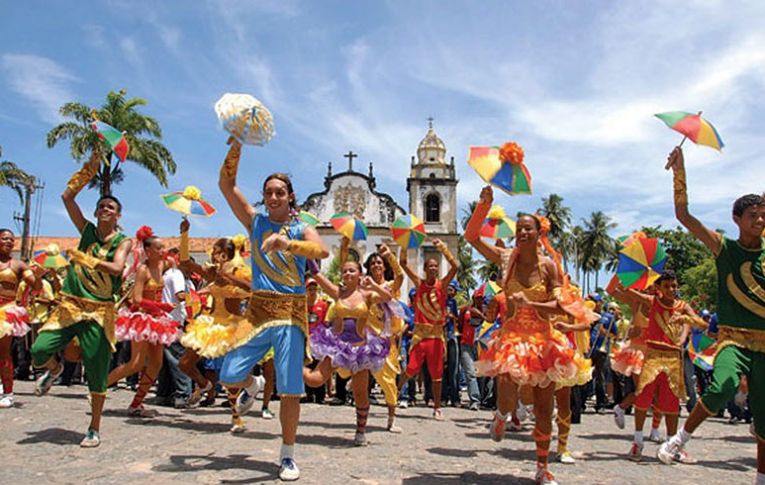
0,304,31,338
310,325,390,374
476,328,592,388
115,308,181,345
180,314,242,358
610,342,645,377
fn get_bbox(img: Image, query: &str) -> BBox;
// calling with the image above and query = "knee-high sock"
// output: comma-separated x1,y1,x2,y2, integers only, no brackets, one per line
0,357,13,394
556,411,572,453
651,405,662,429
130,369,156,408
356,405,370,434
228,388,243,426
533,426,552,466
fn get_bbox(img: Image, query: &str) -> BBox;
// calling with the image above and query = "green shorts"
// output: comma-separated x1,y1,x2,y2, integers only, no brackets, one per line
700,345,765,440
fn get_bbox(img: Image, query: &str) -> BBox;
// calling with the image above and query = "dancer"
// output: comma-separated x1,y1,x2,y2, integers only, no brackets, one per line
304,256,393,445
465,185,591,485
108,226,182,416
611,271,698,461
364,244,405,432
176,220,256,431
607,276,664,442
659,148,765,482
30,150,132,447
396,238,459,420
0,229,40,408
218,137,329,481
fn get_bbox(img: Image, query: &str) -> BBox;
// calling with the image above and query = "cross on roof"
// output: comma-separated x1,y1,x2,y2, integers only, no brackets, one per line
427,117,434,129
343,150,358,171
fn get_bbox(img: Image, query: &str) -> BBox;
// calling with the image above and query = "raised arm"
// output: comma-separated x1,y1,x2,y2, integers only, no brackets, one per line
667,147,722,255
361,275,392,303
606,275,651,308
218,137,256,232
435,239,459,286
62,150,102,233
464,186,503,265
398,246,421,287
379,244,404,297
312,271,340,301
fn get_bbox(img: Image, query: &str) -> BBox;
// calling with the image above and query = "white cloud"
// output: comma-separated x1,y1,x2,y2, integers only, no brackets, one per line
120,37,143,68
0,54,79,124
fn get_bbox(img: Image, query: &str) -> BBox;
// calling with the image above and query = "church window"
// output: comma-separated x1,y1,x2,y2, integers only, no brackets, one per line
425,193,440,222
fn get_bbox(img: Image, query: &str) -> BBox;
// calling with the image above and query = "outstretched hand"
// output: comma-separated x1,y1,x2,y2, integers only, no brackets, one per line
261,233,289,253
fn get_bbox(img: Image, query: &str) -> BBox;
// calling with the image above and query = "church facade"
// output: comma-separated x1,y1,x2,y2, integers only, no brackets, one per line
301,123,459,293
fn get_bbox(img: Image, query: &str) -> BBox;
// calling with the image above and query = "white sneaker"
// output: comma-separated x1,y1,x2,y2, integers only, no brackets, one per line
35,363,63,396
648,428,665,443
235,376,263,416
613,405,625,429
558,450,576,464
188,381,213,407
279,457,300,481
354,432,368,446
534,466,558,485
628,441,643,462
489,412,507,442
397,400,409,409
261,408,275,420
0,393,14,408
517,403,529,422
127,404,158,418
657,438,682,465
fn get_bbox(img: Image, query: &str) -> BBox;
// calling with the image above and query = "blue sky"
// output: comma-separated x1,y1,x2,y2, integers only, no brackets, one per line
1,1,764,241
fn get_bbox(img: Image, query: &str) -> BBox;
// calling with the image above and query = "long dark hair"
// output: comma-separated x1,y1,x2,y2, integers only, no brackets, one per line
261,172,298,215
364,251,394,281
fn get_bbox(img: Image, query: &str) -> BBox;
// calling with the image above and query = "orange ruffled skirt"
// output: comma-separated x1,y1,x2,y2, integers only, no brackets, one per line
476,327,592,388
610,342,645,377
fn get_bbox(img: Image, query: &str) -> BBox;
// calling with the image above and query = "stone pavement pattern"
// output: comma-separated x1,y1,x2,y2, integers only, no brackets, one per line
3,381,757,484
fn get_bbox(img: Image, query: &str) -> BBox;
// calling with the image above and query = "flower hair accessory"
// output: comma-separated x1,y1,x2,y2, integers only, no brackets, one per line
499,142,524,165
135,225,155,242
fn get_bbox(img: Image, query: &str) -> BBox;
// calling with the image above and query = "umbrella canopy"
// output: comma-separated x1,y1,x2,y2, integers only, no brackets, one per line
688,331,716,371
330,213,368,241
33,244,69,269
477,320,501,350
655,111,724,151
474,281,502,299
468,142,532,196
616,237,668,290
391,214,427,249
91,120,129,162
215,93,275,146
298,211,320,226
161,186,216,217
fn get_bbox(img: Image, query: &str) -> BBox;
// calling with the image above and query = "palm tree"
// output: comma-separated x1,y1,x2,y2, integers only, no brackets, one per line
0,160,35,204
47,89,176,196
457,201,479,293
579,211,616,291
539,193,571,243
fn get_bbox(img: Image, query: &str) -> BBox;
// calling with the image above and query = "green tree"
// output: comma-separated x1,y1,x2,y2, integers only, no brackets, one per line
580,211,616,291
0,160,35,203
680,256,717,311
47,89,176,196
642,225,711,277
456,236,478,294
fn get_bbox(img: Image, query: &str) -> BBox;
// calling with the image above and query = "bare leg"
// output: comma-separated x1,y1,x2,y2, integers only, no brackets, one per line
532,384,556,470
89,392,106,432
303,357,333,387
263,359,275,410
555,386,572,455
280,395,300,445
107,341,147,386
179,349,208,388
352,371,370,444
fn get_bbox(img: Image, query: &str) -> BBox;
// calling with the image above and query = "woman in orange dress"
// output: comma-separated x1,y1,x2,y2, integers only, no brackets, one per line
465,186,590,485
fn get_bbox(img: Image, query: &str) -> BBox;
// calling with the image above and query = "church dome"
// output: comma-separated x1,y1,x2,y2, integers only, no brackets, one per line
417,123,446,164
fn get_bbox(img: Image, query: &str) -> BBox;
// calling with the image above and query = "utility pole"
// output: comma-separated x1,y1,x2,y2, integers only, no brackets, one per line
13,180,44,262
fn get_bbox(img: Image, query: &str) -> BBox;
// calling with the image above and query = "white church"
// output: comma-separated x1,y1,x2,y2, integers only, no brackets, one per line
301,122,459,293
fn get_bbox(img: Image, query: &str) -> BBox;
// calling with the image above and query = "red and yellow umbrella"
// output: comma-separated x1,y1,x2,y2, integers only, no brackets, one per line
616,237,668,290
480,205,515,240
161,186,216,217
330,213,368,241
655,111,724,151
391,214,427,249
33,244,69,269
474,281,502,299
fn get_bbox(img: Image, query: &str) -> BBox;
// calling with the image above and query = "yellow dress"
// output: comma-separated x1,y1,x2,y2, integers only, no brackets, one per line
181,284,250,358
0,267,30,339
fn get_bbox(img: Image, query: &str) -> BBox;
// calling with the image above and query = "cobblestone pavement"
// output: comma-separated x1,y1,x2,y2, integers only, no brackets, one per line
3,381,757,484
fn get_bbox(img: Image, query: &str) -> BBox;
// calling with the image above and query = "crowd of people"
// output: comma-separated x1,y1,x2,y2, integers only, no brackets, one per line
1,140,763,485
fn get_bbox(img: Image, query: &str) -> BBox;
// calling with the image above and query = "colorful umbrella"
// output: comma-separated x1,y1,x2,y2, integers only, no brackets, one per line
161,186,216,217
91,120,129,162
391,214,427,249
474,281,502,299
655,111,724,151
477,319,501,351
298,211,321,226
33,244,69,269
480,205,516,240
688,330,717,371
467,142,532,196
330,213,368,241
616,237,668,290
215,93,275,146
